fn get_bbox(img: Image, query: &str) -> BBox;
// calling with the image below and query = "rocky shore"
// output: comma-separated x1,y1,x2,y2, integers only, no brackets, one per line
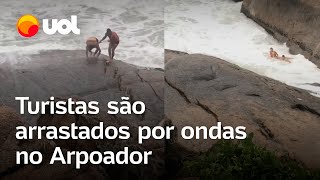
241,0,320,67
165,49,320,168
0,50,164,124
0,49,319,179
0,50,164,179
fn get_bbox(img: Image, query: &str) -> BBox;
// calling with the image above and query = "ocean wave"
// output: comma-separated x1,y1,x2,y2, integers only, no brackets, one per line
0,0,164,68
165,0,320,97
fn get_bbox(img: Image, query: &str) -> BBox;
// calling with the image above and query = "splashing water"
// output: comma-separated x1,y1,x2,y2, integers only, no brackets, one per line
0,0,164,68
165,0,320,97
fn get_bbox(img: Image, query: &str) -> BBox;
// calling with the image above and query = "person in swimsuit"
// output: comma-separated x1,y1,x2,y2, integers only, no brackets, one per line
280,55,291,63
269,47,278,58
99,28,120,63
86,37,101,59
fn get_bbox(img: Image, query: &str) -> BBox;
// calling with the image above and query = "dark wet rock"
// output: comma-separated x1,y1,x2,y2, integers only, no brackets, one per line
0,106,26,174
308,83,320,87
0,106,107,180
165,50,320,168
241,0,320,67
3,164,108,180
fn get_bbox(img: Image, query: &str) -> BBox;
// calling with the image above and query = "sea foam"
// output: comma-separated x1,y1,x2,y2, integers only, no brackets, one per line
165,0,320,97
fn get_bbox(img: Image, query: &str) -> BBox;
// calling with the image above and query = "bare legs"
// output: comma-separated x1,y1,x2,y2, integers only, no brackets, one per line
94,47,101,57
107,43,119,63
86,46,101,59
108,45,112,63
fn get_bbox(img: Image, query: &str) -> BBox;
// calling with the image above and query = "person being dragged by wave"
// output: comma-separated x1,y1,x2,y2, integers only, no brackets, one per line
269,47,279,58
269,47,291,63
99,28,120,64
280,55,292,63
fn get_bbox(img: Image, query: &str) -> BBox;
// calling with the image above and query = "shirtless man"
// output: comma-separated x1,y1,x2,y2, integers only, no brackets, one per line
269,47,278,58
86,37,101,58
99,28,120,63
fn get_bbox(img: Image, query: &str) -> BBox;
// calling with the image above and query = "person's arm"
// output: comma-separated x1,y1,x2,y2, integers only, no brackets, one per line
99,33,107,43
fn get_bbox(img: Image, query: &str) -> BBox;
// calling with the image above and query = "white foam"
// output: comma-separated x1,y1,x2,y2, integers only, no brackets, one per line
0,0,163,68
165,0,320,97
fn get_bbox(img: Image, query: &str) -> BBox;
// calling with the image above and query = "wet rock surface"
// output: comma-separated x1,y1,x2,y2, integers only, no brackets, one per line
165,50,320,168
241,0,320,67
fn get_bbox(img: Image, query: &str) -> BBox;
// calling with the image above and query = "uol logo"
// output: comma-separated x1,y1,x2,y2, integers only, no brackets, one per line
17,14,80,38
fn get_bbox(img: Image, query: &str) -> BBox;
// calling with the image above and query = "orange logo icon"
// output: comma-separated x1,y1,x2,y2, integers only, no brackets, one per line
17,14,39,38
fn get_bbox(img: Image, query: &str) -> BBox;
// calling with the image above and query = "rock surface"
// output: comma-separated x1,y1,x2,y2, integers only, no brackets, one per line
241,0,320,67
1,48,320,178
0,50,164,125
0,106,108,180
0,50,164,179
165,50,320,168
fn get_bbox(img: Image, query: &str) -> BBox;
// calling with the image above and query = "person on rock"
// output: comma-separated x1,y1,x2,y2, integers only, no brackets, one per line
86,37,101,59
99,28,120,63
269,47,279,58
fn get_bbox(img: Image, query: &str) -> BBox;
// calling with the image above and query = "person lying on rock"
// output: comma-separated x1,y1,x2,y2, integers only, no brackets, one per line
86,37,101,59
99,28,120,63
269,47,279,58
